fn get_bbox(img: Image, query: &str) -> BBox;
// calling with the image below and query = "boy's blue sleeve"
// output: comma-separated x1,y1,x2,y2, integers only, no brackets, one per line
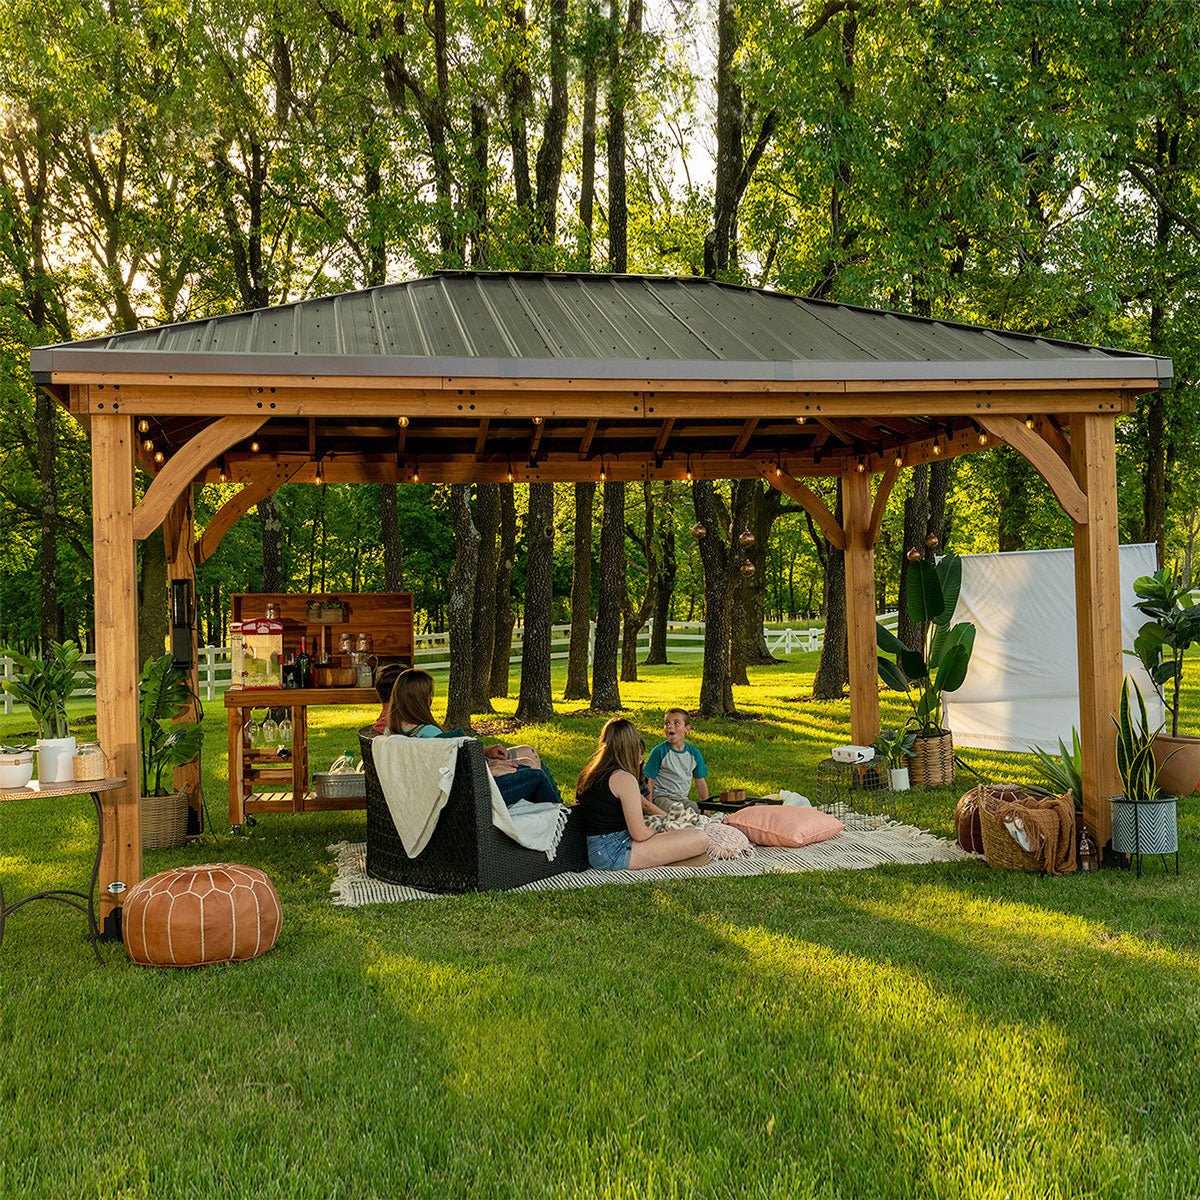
644,743,667,779
689,744,709,778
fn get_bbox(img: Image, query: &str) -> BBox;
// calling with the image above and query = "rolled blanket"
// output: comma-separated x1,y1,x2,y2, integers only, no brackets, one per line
646,800,754,860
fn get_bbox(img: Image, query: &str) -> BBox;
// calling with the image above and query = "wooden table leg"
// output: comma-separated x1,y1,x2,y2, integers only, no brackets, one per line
228,705,246,829
295,705,309,812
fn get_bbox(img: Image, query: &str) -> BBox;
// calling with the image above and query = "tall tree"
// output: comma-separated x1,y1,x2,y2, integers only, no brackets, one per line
812,484,847,701
692,480,748,716
643,480,677,664
489,487,518,697
471,483,500,712
516,483,555,720
564,481,595,699
446,484,479,730
620,482,657,681
605,0,642,271
592,480,625,710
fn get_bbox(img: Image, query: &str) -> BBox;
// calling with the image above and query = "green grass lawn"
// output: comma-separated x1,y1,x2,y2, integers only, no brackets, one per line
2,653,1198,1199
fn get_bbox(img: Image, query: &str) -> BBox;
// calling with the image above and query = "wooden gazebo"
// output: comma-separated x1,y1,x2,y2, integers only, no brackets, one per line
32,271,1172,933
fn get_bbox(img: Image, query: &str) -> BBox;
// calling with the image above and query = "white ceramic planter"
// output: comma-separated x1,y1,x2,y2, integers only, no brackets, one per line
37,736,77,784
889,767,911,791
0,749,34,789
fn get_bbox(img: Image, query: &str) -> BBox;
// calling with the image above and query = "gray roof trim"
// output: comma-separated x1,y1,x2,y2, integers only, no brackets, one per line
30,346,1171,383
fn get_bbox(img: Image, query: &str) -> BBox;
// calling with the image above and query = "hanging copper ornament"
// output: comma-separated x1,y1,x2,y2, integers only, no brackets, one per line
739,560,756,577
906,547,922,562
690,523,707,539
924,534,940,549
738,529,756,547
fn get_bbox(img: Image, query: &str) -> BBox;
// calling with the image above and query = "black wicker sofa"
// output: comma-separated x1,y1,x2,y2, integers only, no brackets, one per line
360,732,588,893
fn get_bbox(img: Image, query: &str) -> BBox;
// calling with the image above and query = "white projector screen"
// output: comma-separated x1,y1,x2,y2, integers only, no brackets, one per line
940,544,1163,753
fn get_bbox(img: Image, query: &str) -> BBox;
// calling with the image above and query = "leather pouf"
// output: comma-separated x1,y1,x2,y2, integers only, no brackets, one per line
955,790,985,854
123,864,282,967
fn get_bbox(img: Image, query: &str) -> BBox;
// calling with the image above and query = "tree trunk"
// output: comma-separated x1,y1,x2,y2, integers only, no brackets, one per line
578,6,600,267
378,484,404,590
137,530,168,666
644,480,676,664
592,481,625,710
516,483,555,721
896,464,929,651
467,101,489,266
534,0,569,246
564,481,595,699
620,482,657,682
605,0,641,273
446,484,479,731
693,480,746,716
730,482,783,682
812,484,848,700
489,486,518,697
35,389,60,651
258,495,284,591
472,484,500,711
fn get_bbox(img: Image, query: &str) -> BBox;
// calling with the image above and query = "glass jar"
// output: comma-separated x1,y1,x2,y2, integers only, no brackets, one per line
73,742,108,782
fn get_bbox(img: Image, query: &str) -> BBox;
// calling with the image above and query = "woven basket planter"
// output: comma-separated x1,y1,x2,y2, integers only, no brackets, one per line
141,790,189,850
910,732,955,788
975,783,1045,872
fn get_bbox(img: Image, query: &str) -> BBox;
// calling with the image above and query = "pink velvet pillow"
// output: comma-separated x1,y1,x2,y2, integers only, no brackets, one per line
725,805,844,848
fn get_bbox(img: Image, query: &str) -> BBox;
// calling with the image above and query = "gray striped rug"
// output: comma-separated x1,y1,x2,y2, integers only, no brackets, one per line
328,812,973,907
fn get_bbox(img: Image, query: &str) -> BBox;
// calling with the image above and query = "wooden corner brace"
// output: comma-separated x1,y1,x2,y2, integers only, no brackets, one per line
979,415,1089,524
767,471,845,550
131,415,268,541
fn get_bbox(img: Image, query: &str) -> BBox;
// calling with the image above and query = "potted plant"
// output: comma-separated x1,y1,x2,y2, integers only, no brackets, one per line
1027,728,1083,809
1128,568,1200,795
875,552,976,787
1112,677,1178,874
140,654,203,848
873,727,916,790
0,641,92,783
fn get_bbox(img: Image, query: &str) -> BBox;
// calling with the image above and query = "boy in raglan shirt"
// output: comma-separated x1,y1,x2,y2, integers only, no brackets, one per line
644,708,710,813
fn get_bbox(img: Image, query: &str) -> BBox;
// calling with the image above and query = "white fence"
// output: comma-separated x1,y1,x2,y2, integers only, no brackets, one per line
1,611,899,709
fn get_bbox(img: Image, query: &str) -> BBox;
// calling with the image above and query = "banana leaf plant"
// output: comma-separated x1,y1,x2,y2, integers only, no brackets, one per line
0,641,92,739
1113,677,1163,804
140,654,203,796
876,553,976,737
1127,568,1200,738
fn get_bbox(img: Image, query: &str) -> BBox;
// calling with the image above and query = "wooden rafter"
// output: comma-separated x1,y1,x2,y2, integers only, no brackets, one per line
652,418,675,454
473,418,490,456
732,418,758,454
529,418,546,463
578,418,598,460
980,415,1089,524
815,417,854,445
132,414,267,541
766,472,846,549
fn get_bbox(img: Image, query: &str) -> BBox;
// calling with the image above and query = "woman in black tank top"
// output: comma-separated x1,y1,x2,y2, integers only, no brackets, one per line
575,719,709,870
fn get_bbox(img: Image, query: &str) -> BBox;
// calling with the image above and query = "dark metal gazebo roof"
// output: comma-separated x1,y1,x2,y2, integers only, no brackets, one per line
32,271,1173,385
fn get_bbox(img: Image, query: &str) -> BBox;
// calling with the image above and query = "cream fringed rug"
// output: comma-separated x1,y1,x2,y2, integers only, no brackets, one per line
328,813,972,907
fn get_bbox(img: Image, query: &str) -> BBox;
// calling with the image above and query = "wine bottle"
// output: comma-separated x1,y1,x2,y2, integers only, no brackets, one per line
296,638,311,689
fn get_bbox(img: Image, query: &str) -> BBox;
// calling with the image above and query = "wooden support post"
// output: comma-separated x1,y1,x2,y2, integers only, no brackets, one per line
843,470,879,747
164,488,202,831
1071,414,1121,850
90,410,143,934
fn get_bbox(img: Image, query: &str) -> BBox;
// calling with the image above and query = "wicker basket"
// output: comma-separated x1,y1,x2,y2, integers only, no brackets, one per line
975,783,1044,872
313,771,366,800
910,732,955,788
142,790,189,850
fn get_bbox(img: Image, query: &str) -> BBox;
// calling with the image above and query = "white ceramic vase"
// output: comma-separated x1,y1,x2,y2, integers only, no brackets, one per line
37,736,77,784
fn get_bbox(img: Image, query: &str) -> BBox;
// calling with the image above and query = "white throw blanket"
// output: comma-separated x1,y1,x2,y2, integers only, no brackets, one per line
373,735,569,860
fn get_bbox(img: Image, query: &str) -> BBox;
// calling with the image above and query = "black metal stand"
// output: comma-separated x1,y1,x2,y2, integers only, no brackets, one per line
1118,798,1181,879
0,790,104,963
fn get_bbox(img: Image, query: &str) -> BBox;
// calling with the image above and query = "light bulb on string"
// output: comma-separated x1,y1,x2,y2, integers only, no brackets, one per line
397,416,409,427
250,440,260,453
137,419,150,434
153,450,165,464
143,438,154,453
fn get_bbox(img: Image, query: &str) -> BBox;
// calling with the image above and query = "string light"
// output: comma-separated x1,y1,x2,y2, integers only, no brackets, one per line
219,468,227,483
137,419,150,434
397,416,410,427
315,458,324,484
250,440,261,453
855,457,866,473
978,431,989,446
153,450,165,464
894,451,904,467
931,438,942,457
1024,415,1035,430
795,416,807,425
506,461,514,483
599,459,607,483
142,438,154,453
685,455,693,482
532,416,543,425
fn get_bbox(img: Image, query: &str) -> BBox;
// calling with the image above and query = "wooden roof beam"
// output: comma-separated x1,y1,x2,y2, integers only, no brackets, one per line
474,418,490,456
732,418,759,454
195,462,306,565
980,415,1089,523
578,418,598,460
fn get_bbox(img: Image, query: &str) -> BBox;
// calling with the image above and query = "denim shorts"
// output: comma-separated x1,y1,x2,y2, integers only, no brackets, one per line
587,830,634,871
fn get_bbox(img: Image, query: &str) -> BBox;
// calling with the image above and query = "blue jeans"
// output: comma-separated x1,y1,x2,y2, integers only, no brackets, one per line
587,830,634,870
494,766,563,809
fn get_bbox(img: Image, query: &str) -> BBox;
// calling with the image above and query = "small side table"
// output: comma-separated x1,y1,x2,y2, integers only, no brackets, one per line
0,777,126,964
